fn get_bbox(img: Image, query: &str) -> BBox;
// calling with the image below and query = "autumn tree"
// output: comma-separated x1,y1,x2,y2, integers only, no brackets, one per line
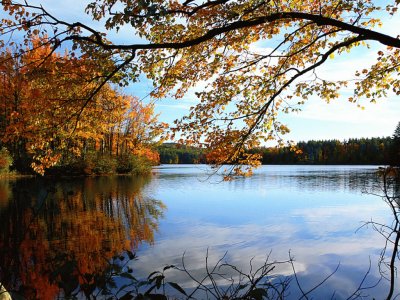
0,36,164,174
1,0,400,173
0,36,118,172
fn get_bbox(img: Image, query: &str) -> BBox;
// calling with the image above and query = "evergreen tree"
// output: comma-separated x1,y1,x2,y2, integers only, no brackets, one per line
391,122,400,166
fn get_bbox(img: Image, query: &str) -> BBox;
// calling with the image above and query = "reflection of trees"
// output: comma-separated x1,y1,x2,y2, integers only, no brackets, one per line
269,169,379,192
0,179,12,209
0,176,165,299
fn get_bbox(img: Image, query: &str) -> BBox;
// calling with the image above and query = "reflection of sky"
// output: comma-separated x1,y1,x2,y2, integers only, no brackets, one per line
135,165,398,298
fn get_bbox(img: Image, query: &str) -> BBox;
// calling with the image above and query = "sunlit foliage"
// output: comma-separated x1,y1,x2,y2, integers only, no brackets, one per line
1,1,400,173
0,36,164,174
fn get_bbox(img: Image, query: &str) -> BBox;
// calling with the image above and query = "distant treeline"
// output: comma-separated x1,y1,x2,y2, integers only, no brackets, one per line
255,137,394,165
158,144,206,164
158,136,399,165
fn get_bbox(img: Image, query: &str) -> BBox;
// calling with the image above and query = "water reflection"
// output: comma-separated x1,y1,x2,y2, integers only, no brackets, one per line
154,165,382,193
0,176,165,299
236,165,381,192
1,165,399,299
139,165,397,298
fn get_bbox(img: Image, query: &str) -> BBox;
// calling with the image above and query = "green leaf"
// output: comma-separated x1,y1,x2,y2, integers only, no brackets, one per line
163,265,175,271
155,275,165,289
126,250,136,260
120,272,138,281
145,284,157,295
167,282,187,296
147,271,160,280
237,283,249,291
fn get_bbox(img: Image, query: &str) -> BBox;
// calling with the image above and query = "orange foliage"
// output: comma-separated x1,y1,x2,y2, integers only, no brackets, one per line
0,177,165,299
0,36,164,174
2,0,400,176
133,147,160,165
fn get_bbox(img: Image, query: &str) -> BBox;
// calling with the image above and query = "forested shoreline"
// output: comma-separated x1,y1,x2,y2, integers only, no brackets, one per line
257,137,396,165
158,134,400,166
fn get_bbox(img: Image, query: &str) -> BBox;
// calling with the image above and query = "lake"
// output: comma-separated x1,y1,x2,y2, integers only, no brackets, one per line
0,165,399,299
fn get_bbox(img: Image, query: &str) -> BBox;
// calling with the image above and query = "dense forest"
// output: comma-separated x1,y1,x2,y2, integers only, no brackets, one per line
257,137,396,165
0,37,164,175
157,143,206,164
159,130,400,166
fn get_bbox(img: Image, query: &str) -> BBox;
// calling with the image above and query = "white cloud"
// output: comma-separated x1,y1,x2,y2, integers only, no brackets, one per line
156,103,192,110
293,96,399,124
130,218,388,294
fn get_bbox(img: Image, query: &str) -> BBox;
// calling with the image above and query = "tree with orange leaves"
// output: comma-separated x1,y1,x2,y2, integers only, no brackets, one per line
2,0,400,175
0,36,165,174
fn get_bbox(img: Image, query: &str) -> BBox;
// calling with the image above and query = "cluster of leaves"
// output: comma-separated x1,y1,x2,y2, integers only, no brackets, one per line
1,0,400,175
50,150,159,176
0,36,165,174
116,151,159,175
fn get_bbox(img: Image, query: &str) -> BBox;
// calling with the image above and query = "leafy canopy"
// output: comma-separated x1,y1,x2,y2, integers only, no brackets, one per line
0,36,164,174
1,0,400,175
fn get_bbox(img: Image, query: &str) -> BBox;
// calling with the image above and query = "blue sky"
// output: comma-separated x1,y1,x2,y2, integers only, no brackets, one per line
118,4,400,142
2,1,399,142
128,42,400,143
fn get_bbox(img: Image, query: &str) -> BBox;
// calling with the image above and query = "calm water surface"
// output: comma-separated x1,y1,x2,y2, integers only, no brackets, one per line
0,165,398,299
